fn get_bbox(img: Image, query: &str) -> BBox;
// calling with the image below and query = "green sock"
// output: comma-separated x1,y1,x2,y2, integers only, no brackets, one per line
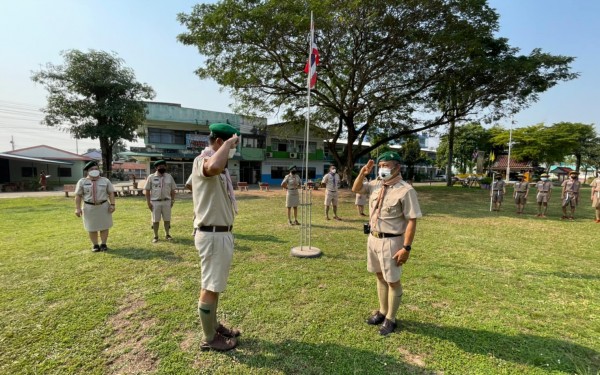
198,301,216,342
377,278,389,315
386,284,403,322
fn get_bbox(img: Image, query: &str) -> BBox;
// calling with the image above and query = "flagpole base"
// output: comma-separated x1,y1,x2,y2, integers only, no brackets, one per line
291,246,322,258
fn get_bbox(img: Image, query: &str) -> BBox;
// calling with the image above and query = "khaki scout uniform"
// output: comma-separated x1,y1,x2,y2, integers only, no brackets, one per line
75,176,115,232
535,180,553,203
561,179,581,207
145,171,177,222
322,172,340,206
281,173,302,208
358,179,422,283
491,179,505,203
192,156,236,293
590,178,600,209
513,180,529,205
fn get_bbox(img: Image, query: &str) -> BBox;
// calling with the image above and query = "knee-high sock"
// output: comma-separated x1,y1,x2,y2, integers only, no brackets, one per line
198,301,217,342
386,284,403,322
213,296,220,327
377,278,389,315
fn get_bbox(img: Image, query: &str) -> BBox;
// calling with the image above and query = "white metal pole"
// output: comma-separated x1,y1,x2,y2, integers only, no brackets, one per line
506,119,513,181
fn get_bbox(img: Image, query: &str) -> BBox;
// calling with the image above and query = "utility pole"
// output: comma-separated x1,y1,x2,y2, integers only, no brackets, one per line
10,136,15,151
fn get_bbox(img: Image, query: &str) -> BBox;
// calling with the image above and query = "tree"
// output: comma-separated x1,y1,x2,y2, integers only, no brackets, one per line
400,137,425,181
552,122,597,172
177,0,577,185
436,123,490,174
31,49,155,176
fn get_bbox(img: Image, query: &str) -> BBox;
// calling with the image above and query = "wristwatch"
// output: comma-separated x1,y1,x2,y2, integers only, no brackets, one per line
403,245,411,252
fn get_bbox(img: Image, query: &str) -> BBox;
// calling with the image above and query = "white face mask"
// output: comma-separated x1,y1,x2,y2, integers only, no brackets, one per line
378,167,393,180
541,178,548,182
88,170,100,178
228,148,236,159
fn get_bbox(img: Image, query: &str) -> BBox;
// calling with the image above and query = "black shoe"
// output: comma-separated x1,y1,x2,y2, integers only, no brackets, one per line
165,234,173,241
200,332,237,351
92,244,100,252
151,237,159,243
366,311,385,325
379,319,397,336
100,244,108,251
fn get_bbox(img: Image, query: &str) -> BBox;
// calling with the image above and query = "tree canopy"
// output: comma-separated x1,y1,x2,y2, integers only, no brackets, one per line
31,49,155,174
177,0,577,183
436,123,490,174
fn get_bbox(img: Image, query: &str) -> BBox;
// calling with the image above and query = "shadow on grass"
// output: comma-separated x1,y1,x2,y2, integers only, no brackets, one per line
218,338,433,374
404,320,600,373
235,233,287,243
526,271,600,281
107,247,183,261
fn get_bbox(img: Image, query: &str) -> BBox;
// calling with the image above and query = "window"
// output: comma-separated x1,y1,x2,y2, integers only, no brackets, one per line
270,166,287,179
297,167,316,179
297,142,317,153
148,128,186,145
22,167,37,177
242,137,258,148
58,167,72,177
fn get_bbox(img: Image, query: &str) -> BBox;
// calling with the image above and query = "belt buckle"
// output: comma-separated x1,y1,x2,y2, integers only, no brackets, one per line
372,231,380,238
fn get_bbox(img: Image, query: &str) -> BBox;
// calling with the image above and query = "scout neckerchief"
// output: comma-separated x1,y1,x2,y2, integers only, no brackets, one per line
91,178,97,204
370,174,402,231
199,146,238,214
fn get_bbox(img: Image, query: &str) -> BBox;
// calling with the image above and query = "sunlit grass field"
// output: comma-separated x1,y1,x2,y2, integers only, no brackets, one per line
0,185,598,374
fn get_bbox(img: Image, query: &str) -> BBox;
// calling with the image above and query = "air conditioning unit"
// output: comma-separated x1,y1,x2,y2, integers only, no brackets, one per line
266,152,273,158
289,152,298,159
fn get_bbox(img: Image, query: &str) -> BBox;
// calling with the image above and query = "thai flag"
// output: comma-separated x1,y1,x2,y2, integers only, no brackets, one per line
304,17,319,89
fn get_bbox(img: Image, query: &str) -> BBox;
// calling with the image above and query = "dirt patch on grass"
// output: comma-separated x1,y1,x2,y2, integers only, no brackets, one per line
105,294,159,374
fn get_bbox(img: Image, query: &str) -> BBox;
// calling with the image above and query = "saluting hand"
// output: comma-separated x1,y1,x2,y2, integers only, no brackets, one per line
361,160,375,176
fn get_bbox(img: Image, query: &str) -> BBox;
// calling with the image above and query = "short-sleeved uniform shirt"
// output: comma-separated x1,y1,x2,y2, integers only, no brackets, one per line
561,179,581,207
535,180,552,203
144,172,177,200
590,178,600,208
322,172,340,205
282,173,301,208
75,177,115,232
513,181,529,204
492,180,505,202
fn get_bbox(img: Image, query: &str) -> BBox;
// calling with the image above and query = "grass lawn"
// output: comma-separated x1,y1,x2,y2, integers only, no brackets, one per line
0,185,598,374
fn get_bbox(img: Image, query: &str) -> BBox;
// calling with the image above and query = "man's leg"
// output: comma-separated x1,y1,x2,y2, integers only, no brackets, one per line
88,231,99,250
293,207,298,223
287,207,292,223
164,221,171,237
376,273,388,316
325,205,330,219
542,202,548,216
199,289,218,342
152,222,160,238
386,280,403,323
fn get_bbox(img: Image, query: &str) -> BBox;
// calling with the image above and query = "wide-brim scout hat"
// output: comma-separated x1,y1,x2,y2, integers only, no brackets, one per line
377,151,402,163
569,171,579,176
494,174,502,179
540,173,549,177
209,123,240,140
288,165,297,171
153,160,166,168
83,160,98,171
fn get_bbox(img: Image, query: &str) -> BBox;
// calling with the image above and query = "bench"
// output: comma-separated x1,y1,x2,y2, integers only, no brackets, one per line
259,183,270,191
237,182,249,191
63,184,76,197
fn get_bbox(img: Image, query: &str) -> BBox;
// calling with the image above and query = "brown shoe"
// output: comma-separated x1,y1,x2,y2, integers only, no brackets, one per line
379,319,397,336
216,323,240,338
366,311,385,325
200,332,237,351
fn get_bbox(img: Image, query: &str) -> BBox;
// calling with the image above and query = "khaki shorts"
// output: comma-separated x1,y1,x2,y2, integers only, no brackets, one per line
367,234,404,283
536,192,549,203
562,194,578,208
514,193,527,205
195,231,234,293
151,200,172,222
492,191,503,203
325,191,338,206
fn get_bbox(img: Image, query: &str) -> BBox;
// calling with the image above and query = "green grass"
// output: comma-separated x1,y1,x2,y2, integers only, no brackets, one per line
0,186,598,374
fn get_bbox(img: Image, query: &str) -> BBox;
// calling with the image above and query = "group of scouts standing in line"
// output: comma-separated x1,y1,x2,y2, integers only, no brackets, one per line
491,170,600,221
72,121,599,351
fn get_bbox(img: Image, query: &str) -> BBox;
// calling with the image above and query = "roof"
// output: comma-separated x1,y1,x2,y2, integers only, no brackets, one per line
550,166,573,175
0,153,73,165
491,155,534,170
7,145,93,161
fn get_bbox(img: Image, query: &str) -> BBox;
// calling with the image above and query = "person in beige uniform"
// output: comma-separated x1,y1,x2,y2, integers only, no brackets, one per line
281,165,301,225
535,173,553,217
491,174,506,211
352,151,422,336
192,123,241,351
145,160,177,243
513,174,529,214
590,172,600,223
355,177,368,216
74,161,116,252
321,165,342,220
561,171,581,220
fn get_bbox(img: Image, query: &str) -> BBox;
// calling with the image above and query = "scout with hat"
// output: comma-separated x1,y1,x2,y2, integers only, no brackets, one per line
513,173,529,214
352,151,422,336
144,160,178,242
321,164,342,220
535,173,553,217
74,160,116,252
491,173,506,211
191,123,241,351
561,171,581,220
281,165,302,225
590,170,600,223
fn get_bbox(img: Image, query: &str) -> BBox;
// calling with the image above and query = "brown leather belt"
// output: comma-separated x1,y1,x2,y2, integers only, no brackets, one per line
84,200,107,205
152,198,170,201
198,225,233,232
371,231,403,239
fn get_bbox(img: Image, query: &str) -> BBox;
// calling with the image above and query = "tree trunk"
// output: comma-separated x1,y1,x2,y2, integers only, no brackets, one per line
446,118,456,186
99,137,114,178
575,153,581,174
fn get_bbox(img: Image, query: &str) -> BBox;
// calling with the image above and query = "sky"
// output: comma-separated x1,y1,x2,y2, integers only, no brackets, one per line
1,0,599,154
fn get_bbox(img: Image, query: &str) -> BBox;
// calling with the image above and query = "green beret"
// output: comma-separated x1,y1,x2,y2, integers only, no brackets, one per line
83,160,98,171
288,165,297,171
153,160,166,168
377,151,402,163
209,123,240,140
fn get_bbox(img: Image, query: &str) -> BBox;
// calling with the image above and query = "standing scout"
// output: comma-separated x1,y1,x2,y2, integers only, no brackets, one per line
281,165,301,225
191,123,241,351
491,174,506,211
590,171,600,223
321,165,342,220
352,151,422,336
74,161,116,252
513,173,529,214
535,173,553,217
561,171,581,220
145,160,177,243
